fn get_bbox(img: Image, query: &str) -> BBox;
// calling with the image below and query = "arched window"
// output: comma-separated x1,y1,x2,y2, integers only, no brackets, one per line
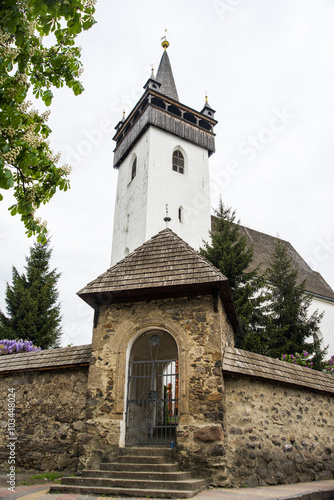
172,150,184,174
131,158,137,180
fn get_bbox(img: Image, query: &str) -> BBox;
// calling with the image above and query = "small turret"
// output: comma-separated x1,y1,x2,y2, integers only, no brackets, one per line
143,66,161,92
114,109,126,133
201,95,216,119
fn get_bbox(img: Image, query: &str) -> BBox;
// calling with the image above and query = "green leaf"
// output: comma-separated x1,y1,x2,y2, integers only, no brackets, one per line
83,18,97,31
11,113,22,129
42,90,54,106
72,82,84,96
0,169,14,189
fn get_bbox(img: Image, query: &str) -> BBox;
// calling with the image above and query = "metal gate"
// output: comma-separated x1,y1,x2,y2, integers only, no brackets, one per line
125,359,179,446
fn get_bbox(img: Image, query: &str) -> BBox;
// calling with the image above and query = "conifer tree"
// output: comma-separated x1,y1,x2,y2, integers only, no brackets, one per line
262,239,326,369
0,240,62,348
200,200,265,346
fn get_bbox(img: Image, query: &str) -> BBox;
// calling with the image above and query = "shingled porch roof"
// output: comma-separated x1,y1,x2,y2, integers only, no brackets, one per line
223,346,334,395
0,344,91,374
78,228,240,333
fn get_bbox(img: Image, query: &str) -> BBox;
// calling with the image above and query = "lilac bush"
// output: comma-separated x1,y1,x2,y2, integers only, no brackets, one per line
0,339,41,355
281,351,313,369
324,355,334,375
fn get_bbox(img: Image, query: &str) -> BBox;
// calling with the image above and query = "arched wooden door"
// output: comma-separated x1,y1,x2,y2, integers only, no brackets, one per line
125,330,179,446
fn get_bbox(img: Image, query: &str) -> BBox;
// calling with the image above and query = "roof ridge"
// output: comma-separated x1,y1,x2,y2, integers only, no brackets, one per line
0,344,92,373
224,346,334,388
78,228,228,300
129,228,227,280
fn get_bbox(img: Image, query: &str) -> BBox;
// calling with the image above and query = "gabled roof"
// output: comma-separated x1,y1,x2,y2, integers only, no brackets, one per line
238,225,334,301
0,344,91,374
78,228,227,297
210,216,334,301
223,346,334,395
78,228,240,332
156,50,179,101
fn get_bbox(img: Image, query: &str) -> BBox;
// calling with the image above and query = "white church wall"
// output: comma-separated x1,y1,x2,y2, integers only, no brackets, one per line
111,132,150,265
145,127,211,249
111,127,212,265
310,296,334,357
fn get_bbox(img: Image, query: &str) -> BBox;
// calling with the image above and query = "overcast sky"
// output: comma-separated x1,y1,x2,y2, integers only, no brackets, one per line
1,0,334,347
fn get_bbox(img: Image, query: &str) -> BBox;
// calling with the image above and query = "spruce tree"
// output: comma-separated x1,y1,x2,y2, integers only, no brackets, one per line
0,241,62,349
200,200,265,347
263,238,326,368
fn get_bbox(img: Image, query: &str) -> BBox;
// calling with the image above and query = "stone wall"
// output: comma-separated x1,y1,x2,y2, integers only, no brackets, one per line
224,374,334,487
176,372,334,488
0,367,88,471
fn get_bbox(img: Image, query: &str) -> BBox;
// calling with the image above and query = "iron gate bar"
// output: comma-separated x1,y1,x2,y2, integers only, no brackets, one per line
126,359,179,446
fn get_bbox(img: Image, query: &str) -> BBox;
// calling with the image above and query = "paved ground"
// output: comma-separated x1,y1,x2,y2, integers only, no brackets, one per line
0,480,334,500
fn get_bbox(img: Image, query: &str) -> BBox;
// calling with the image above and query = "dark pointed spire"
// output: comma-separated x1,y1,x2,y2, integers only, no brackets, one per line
156,41,179,101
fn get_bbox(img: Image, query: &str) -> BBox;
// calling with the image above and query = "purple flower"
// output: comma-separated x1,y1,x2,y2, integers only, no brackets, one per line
0,339,41,355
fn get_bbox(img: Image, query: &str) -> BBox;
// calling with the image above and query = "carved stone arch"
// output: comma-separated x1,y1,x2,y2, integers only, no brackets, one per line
114,320,190,417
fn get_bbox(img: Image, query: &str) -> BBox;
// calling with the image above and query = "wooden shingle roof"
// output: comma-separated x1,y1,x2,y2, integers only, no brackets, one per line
78,228,240,333
223,346,334,395
0,344,92,374
156,49,179,101
78,228,228,296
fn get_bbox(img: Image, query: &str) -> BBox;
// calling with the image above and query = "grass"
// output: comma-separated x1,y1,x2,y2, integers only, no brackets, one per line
29,472,64,482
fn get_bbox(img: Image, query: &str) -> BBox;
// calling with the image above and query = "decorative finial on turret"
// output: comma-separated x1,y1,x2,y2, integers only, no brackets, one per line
161,29,169,50
121,109,126,121
201,93,216,119
163,204,171,227
150,65,155,78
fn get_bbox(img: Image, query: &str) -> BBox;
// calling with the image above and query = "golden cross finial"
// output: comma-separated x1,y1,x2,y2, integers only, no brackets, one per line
161,29,169,50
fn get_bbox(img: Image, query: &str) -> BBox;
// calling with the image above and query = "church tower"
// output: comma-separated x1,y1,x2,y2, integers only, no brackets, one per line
111,38,217,264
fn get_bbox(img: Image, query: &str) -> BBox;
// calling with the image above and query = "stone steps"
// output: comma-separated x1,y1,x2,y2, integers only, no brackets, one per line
60,476,204,491
82,469,192,480
100,462,179,472
49,484,201,498
50,446,205,498
118,447,173,456
117,454,171,464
